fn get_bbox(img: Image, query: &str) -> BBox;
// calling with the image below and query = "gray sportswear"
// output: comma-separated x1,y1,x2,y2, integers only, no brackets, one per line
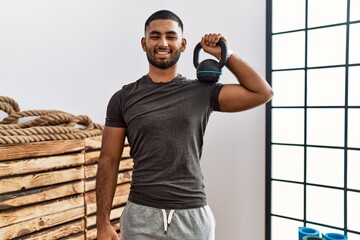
120,201,216,240
105,74,223,209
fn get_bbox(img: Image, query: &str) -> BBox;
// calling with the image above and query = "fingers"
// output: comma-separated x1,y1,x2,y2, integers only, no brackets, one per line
200,33,229,59
202,33,228,47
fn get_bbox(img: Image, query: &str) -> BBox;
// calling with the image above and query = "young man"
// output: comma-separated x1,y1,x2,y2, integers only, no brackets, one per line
96,10,273,240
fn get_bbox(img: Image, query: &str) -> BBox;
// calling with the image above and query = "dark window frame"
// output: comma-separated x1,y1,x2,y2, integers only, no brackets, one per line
266,0,360,239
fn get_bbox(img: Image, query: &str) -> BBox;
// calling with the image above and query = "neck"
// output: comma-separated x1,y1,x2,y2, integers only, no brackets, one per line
148,65,178,83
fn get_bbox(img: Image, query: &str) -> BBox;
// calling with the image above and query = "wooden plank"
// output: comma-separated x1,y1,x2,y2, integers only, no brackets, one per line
112,194,129,209
63,233,85,240
86,206,125,228
119,158,133,171
0,181,84,211
84,146,130,165
84,170,132,192
0,139,85,161
84,159,133,179
0,153,84,177
83,136,128,150
85,183,130,206
0,167,84,194
115,170,133,186
84,136,102,150
122,145,131,158
0,206,84,239
84,179,96,192
85,229,97,240
113,183,131,199
0,195,84,227
86,194,129,215
20,219,84,240
85,151,100,165
84,164,97,179
86,222,120,240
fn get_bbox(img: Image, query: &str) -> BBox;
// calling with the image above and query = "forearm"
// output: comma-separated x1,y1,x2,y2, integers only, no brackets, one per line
96,155,121,226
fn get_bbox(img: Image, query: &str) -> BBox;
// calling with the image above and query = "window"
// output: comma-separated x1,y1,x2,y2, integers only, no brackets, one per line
266,0,360,239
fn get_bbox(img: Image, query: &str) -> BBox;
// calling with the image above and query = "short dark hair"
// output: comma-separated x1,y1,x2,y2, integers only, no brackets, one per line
144,10,183,33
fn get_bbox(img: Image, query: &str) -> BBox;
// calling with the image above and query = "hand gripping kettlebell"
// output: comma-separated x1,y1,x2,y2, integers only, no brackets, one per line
193,38,227,83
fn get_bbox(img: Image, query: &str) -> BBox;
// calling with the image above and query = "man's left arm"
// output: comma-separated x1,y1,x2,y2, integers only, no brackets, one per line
200,33,273,112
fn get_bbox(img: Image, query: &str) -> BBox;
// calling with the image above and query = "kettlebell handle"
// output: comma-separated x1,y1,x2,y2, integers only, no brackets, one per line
193,38,228,69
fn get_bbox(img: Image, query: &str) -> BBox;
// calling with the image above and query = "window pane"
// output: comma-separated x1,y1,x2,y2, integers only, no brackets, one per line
348,191,360,232
307,67,345,106
272,32,305,69
349,66,360,106
272,70,305,106
348,109,360,148
272,181,304,218
307,109,344,147
308,26,346,67
349,23,360,64
307,186,344,227
347,233,360,240
307,147,344,187
308,0,347,27
272,145,304,182
350,0,360,21
272,216,303,240
348,150,360,190
272,0,305,32
272,108,304,144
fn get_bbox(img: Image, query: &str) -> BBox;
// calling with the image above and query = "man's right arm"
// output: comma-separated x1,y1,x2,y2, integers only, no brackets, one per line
96,126,127,240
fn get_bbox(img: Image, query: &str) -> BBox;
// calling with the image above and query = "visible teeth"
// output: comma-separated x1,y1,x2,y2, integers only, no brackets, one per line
157,51,169,55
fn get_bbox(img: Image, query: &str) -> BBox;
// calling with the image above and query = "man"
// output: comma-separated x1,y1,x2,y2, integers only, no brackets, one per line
96,10,273,240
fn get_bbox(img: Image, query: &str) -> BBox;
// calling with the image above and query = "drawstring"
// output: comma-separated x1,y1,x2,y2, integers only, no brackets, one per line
161,209,175,234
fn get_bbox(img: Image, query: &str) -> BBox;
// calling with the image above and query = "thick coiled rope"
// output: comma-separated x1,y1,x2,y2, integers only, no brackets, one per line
0,96,104,145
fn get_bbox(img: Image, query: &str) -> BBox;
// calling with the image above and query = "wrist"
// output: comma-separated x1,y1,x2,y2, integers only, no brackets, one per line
96,216,111,227
226,49,234,62
217,49,233,62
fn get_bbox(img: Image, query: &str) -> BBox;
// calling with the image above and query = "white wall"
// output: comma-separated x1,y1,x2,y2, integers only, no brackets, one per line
0,1,267,239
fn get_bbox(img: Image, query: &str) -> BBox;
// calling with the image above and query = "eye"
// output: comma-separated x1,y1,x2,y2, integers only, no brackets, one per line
149,35,160,39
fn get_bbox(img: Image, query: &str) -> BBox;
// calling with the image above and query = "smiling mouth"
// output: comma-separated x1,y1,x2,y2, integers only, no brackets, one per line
155,52,170,60
157,52,169,55
155,49,170,56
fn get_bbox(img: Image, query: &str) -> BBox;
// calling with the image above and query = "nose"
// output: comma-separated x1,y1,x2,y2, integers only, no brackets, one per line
158,36,168,48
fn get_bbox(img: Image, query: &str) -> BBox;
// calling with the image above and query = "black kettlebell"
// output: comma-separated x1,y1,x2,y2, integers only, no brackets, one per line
193,38,227,83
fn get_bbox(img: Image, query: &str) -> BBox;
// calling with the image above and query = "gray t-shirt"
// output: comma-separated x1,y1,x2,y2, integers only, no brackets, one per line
105,74,223,209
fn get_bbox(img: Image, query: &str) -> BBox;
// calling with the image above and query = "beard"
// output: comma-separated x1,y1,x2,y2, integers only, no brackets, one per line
146,49,181,69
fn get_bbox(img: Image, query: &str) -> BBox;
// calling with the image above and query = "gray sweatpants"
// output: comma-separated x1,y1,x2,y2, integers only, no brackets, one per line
120,201,216,240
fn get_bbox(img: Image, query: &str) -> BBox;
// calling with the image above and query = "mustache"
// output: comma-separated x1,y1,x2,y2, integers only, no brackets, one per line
155,47,171,52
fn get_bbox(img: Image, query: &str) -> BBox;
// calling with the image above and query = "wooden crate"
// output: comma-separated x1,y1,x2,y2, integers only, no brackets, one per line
0,136,132,239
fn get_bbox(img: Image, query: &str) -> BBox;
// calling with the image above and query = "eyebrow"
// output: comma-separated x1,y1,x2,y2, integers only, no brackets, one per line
149,30,178,35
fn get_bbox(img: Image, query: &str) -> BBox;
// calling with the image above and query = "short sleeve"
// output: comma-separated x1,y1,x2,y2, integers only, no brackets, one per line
211,83,224,112
105,90,127,128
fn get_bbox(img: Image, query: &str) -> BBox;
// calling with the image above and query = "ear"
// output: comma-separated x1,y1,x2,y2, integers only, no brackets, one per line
141,37,146,52
181,38,187,52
